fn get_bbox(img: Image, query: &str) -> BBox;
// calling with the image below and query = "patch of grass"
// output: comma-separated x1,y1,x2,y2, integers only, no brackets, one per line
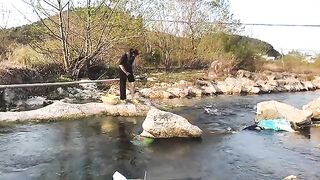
261,61,320,76
55,75,73,82
148,70,206,84
134,70,207,88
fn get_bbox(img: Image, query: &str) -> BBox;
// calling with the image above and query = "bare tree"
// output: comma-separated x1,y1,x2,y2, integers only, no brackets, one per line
147,1,179,70
213,0,242,33
0,3,10,61
173,0,240,60
22,0,71,72
18,0,241,76
58,0,71,72
22,0,145,79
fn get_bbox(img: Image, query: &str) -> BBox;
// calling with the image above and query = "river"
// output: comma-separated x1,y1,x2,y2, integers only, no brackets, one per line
1,91,320,180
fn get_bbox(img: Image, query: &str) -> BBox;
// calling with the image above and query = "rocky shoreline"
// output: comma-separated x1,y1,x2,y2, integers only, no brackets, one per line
1,70,320,112
135,70,320,99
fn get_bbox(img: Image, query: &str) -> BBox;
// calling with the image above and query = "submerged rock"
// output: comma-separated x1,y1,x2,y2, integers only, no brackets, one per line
283,175,298,180
140,108,202,138
256,101,312,125
131,135,154,146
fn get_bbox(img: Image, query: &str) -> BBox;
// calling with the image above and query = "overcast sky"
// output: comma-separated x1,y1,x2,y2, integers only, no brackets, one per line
229,0,320,54
1,0,320,54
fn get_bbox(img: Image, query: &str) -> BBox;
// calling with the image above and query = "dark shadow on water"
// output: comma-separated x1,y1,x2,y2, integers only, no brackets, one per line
115,121,135,160
298,126,311,139
153,137,202,146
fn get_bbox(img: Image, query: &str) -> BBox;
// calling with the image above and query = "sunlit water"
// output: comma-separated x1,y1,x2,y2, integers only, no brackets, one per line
1,91,320,180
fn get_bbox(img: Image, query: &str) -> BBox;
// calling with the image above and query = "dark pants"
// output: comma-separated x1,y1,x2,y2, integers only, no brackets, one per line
120,73,127,100
119,70,135,100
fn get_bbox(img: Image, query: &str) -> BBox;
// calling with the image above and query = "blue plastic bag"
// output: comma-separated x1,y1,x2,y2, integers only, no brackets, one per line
258,119,294,132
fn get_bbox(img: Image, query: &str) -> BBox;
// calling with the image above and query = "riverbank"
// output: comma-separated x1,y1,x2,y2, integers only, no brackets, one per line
133,70,320,99
1,69,320,113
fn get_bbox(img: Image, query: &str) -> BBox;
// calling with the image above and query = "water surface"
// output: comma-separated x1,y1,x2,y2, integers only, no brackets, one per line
1,91,320,180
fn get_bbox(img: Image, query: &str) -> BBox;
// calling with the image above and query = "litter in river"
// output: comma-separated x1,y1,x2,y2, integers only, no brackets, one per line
113,171,127,180
131,135,154,146
244,119,295,132
258,119,295,132
113,171,147,180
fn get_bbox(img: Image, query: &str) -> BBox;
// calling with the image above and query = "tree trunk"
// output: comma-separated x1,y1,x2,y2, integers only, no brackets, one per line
58,0,70,73
82,0,93,78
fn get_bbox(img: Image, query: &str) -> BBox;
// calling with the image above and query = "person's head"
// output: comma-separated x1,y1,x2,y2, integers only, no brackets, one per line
129,48,139,58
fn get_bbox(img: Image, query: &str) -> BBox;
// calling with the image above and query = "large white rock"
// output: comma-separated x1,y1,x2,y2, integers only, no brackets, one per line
197,80,217,95
139,88,152,97
303,97,320,120
216,77,261,94
256,101,312,124
0,101,150,122
140,108,202,138
139,88,173,99
284,77,304,91
25,96,47,107
188,87,203,97
312,76,320,88
247,86,260,94
216,79,242,95
256,80,274,93
166,87,190,98
202,85,217,95
302,81,316,91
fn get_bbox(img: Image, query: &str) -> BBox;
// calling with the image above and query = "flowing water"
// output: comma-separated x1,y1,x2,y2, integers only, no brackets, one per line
1,92,320,180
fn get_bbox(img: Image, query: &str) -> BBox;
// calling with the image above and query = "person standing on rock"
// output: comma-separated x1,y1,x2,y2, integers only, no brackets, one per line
118,48,139,101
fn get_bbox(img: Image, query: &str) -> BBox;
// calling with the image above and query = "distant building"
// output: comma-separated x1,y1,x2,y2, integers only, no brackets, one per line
304,54,316,63
261,55,276,61
260,48,282,61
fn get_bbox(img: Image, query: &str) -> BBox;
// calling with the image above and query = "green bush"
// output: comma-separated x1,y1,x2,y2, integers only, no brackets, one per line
280,51,304,71
196,32,257,72
221,34,256,71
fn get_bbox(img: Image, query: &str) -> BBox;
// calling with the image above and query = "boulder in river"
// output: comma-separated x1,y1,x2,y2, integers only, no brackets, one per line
140,108,202,138
256,101,312,125
303,97,320,120
0,101,150,122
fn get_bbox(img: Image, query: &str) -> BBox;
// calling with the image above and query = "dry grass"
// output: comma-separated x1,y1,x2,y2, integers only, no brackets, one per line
260,63,285,73
0,60,26,70
149,70,206,83
261,61,320,76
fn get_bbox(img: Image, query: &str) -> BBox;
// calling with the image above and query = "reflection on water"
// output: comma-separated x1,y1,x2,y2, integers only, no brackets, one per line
0,91,320,179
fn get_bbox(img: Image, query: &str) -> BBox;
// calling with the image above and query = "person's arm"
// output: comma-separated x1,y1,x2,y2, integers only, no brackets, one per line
119,54,130,75
119,65,130,75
